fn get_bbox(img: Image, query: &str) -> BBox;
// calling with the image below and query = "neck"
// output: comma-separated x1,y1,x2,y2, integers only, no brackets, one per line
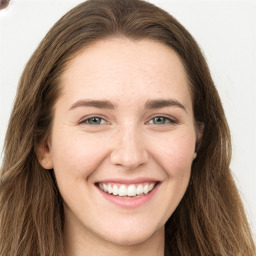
63,224,165,256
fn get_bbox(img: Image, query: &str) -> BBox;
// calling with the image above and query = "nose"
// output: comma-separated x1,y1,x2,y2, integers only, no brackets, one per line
110,127,149,170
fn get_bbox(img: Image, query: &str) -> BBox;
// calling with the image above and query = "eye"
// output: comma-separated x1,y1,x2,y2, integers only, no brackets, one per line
148,116,177,125
79,116,107,125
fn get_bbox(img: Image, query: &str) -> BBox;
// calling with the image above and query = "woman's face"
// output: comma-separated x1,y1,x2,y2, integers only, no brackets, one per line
40,38,198,247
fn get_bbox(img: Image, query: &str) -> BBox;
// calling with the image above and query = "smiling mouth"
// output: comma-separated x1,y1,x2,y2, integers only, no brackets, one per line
96,182,159,198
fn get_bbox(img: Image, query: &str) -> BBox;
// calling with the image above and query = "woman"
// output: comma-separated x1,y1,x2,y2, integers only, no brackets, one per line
0,0,255,255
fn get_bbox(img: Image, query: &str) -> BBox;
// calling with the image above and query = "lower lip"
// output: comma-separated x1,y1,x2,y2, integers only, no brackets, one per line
96,184,160,209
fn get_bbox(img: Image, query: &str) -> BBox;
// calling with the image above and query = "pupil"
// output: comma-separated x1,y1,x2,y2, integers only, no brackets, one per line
89,117,100,124
154,117,164,124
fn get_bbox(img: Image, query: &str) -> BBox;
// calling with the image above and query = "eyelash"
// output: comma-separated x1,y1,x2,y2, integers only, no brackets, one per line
79,115,177,126
79,115,108,126
147,116,177,125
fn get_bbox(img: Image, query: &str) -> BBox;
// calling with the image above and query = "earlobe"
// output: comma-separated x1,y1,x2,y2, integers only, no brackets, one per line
36,140,54,170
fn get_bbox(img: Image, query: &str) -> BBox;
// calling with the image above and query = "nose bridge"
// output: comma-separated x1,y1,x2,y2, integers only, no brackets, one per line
110,123,148,169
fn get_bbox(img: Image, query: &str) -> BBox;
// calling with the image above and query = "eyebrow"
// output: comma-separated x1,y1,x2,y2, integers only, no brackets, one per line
144,99,187,112
69,98,187,112
69,99,115,110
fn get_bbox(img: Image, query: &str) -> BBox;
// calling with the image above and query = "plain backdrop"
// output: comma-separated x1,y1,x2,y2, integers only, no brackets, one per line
0,0,255,235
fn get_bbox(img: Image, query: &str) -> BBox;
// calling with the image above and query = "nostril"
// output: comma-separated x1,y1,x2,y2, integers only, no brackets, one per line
110,145,149,170
0,0,10,10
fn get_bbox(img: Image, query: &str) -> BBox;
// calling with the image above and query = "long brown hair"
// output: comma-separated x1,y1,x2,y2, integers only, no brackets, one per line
0,0,255,255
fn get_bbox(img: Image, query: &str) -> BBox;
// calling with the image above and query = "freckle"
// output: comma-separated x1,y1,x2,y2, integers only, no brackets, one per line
0,0,10,10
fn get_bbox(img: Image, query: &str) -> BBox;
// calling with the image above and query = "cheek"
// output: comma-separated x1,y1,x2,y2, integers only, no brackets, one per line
151,131,196,177
50,130,109,179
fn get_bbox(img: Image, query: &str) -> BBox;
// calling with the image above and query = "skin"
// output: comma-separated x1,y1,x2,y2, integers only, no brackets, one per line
39,38,199,256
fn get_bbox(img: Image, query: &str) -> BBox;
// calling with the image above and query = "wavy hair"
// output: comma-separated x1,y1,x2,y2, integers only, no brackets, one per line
0,0,255,255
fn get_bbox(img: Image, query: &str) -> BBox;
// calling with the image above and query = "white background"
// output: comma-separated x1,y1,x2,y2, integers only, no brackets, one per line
0,0,255,235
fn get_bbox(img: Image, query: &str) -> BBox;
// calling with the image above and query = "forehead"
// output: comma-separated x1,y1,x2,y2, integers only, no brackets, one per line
59,37,192,110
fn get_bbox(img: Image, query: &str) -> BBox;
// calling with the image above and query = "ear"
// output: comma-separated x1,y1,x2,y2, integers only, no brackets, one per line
195,122,204,153
36,139,54,170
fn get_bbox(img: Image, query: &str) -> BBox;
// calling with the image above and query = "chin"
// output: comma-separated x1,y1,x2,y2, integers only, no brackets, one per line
100,225,163,247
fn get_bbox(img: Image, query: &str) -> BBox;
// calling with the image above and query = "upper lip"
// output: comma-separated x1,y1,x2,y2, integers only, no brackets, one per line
95,178,160,185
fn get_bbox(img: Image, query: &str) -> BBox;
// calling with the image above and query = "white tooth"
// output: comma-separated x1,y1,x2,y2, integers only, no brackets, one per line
103,183,108,192
127,184,136,196
143,184,149,194
113,184,118,195
118,185,127,197
149,183,155,192
136,184,144,195
107,184,113,194
99,183,103,190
